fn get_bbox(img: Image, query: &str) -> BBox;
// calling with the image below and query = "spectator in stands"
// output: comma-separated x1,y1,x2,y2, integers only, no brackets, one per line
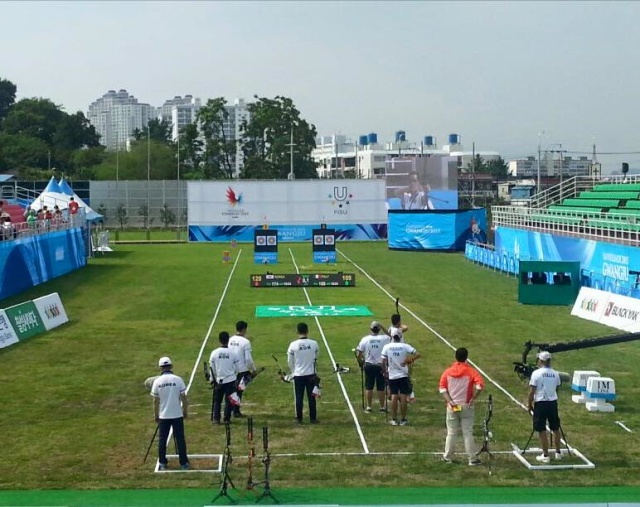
26,209,37,230
0,200,10,221
43,206,53,230
68,197,79,225
1,217,15,240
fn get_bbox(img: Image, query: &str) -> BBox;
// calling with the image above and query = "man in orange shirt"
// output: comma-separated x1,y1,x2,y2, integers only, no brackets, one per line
439,347,485,465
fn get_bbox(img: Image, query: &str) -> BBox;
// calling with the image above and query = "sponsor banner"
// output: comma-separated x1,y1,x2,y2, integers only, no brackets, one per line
189,223,387,243
313,252,337,264
254,252,278,265
256,305,373,317
33,292,69,331
571,287,610,324
0,310,19,349
494,227,640,298
4,301,46,341
388,209,487,251
600,293,640,332
188,180,387,227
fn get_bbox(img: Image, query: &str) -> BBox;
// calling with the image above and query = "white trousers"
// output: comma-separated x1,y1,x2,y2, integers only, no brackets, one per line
443,406,477,461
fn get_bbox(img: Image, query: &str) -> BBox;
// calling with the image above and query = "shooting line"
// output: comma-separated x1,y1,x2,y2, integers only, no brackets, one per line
338,247,595,470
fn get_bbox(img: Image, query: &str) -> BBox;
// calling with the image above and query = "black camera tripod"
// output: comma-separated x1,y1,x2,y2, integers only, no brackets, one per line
212,422,236,504
254,426,277,504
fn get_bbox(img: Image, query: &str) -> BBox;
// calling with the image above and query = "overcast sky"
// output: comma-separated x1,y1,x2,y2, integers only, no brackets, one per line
2,1,639,171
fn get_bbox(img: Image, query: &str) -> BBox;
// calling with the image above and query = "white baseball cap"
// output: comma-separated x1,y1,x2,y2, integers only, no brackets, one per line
370,321,381,331
158,356,172,367
537,351,551,361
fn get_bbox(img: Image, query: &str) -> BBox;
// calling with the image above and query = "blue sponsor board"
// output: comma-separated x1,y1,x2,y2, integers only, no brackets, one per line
254,252,278,265
388,209,487,251
493,227,640,299
313,251,337,263
465,242,520,275
190,224,387,243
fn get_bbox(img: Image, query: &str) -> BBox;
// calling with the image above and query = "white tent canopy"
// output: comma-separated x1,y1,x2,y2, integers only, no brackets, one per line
29,177,103,222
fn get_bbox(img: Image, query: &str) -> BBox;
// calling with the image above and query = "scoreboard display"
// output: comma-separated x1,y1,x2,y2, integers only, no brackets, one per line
250,273,356,287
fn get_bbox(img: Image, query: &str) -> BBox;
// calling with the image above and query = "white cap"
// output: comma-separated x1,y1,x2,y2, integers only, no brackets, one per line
158,356,172,367
537,351,551,361
370,321,381,331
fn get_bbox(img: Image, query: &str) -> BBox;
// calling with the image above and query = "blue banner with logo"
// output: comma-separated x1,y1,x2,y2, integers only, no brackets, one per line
494,227,640,298
0,229,86,300
388,209,487,251
189,223,387,243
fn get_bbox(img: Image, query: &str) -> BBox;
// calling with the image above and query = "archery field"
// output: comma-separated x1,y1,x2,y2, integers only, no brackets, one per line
0,242,639,506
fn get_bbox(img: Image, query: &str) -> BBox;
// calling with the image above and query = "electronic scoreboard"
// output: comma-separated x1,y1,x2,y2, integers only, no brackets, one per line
250,273,355,287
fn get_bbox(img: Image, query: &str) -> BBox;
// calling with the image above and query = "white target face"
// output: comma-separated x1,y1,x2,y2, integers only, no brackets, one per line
314,235,324,245
324,235,335,245
267,236,277,246
256,236,266,246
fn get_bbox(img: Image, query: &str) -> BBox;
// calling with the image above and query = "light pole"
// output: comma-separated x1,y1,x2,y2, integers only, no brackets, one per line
537,130,545,192
286,125,296,180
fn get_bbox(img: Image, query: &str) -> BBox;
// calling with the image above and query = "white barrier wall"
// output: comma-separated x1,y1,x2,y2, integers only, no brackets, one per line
188,180,387,226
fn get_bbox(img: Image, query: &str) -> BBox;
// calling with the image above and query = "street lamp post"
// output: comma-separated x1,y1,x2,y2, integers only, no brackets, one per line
537,131,545,193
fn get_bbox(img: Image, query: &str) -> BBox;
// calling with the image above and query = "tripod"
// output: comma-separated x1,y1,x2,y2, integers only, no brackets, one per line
212,422,236,504
254,426,277,504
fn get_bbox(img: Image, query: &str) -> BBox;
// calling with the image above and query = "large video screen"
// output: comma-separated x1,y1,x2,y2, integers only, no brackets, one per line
385,156,458,210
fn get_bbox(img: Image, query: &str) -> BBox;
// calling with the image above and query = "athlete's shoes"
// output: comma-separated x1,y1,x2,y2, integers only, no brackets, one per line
554,451,563,460
441,456,453,464
310,419,319,424
536,454,550,463
389,419,399,426
158,463,167,471
180,462,190,470
379,407,387,413
399,419,408,426
364,407,372,413
468,458,482,466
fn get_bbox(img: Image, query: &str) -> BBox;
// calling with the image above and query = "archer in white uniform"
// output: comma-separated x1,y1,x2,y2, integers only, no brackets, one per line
209,331,240,424
287,322,320,424
381,335,420,426
356,321,390,412
150,356,190,470
228,320,256,417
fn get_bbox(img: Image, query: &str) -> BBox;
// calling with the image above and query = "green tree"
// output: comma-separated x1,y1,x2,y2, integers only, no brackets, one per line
465,154,487,174
0,77,17,122
138,203,153,229
91,140,177,180
177,123,204,179
159,203,176,229
196,98,236,178
485,156,509,179
116,203,128,229
240,95,317,179
0,132,49,174
132,118,173,144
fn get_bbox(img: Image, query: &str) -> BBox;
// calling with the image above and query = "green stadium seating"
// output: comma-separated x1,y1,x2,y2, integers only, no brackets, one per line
623,200,640,209
561,198,620,208
594,183,640,192
547,205,604,214
579,191,639,200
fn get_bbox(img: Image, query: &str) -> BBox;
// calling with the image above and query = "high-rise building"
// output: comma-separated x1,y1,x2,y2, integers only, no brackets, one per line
87,90,156,151
158,95,201,141
223,98,251,177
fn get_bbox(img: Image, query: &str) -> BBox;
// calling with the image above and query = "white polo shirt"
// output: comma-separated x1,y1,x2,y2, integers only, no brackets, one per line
356,334,390,365
381,342,417,380
150,372,186,419
287,337,319,376
228,334,255,373
529,366,561,402
209,346,239,384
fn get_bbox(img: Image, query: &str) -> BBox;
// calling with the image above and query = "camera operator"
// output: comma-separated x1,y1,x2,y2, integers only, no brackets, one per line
228,320,256,418
287,322,320,424
150,356,190,470
381,333,420,426
209,331,240,424
356,321,390,413
528,351,563,463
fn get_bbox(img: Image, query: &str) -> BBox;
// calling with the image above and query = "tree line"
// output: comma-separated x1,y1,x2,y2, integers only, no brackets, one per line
0,77,319,180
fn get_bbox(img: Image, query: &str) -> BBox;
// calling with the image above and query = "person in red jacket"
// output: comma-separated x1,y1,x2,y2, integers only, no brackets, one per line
439,347,485,465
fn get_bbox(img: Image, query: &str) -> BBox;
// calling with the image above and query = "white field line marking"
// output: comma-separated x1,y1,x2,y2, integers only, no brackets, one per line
186,248,243,393
269,450,514,458
338,247,527,412
159,249,242,455
615,420,633,433
289,248,369,454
